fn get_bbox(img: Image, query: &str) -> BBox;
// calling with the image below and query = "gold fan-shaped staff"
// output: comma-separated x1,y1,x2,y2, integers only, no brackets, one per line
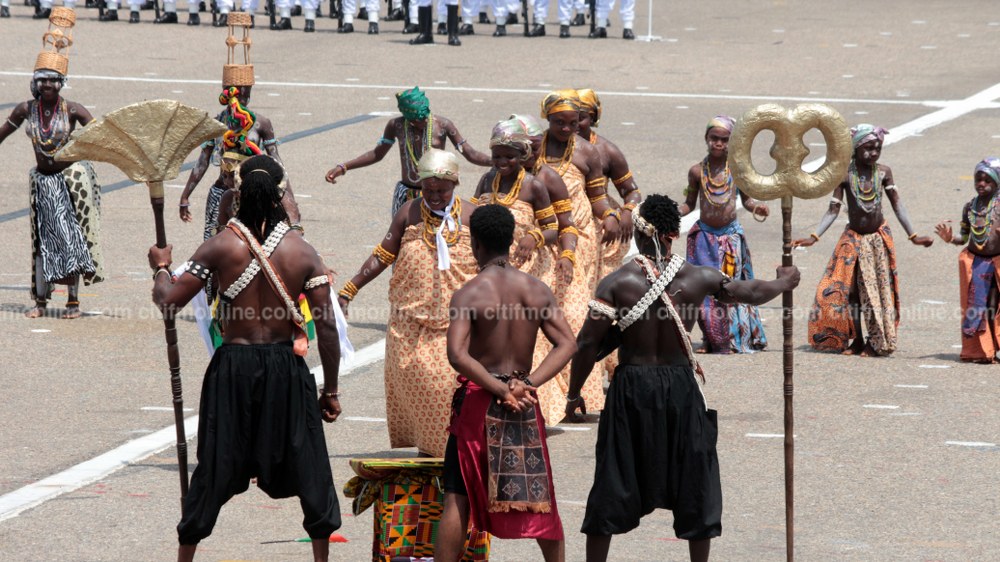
56,100,227,503
727,103,852,562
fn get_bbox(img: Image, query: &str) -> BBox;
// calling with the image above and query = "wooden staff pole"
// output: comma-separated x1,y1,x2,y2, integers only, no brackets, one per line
782,196,794,561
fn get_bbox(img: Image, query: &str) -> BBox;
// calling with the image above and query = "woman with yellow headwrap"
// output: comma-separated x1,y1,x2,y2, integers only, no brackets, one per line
337,148,478,457
325,86,491,218
536,89,618,422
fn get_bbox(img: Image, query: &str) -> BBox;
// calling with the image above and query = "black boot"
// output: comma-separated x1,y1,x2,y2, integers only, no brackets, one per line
588,26,607,38
187,12,200,25
492,23,506,36
33,7,51,18
446,4,460,45
128,10,139,22
402,21,418,33
304,18,315,32
368,21,378,33
139,0,153,9
213,12,227,26
571,12,584,26
356,6,366,19
385,7,403,20
271,16,291,29
623,28,634,40
337,21,353,32
507,13,517,24
98,8,118,20
559,24,569,37
409,5,432,44
458,22,473,35
477,10,488,23
154,11,178,23
290,4,300,15
1,6,11,16
526,23,545,36
436,21,445,35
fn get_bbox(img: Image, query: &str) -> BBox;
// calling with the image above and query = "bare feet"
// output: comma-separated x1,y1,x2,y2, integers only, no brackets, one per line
842,339,866,356
25,306,46,318
62,305,82,320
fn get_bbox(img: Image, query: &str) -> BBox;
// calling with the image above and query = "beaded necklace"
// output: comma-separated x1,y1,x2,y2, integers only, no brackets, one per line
404,114,434,171
535,131,575,176
700,157,733,207
968,193,998,251
420,196,462,249
848,161,882,212
488,167,525,207
27,98,68,158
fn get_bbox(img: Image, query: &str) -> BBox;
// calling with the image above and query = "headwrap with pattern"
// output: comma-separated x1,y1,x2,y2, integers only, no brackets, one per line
417,148,460,183
489,118,532,160
975,157,1000,187
850,123,888,151
705,114,735,137
576,88,602,126
508,113,546,138
396,86,431,121
540,89,581,118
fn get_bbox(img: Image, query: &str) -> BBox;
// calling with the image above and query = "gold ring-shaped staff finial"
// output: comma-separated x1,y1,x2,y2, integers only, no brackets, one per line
728,103,851,203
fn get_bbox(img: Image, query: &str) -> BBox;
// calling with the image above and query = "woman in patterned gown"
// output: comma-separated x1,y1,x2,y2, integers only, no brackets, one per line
337,148,478,457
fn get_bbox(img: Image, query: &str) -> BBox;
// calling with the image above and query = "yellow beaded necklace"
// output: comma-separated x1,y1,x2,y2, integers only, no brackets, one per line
420,197,463,249
404,113,434,171
534,131,574,176
489,168,526,207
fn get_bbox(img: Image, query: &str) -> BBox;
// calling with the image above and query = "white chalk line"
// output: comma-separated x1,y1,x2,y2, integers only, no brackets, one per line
945,441,997,448
0,71,954,107
5,78,1000,522
0,338,385,523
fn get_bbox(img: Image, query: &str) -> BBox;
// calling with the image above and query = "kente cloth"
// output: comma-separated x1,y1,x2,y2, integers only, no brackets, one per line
581,364,722,540
392,181,422,218
448,378,564,540
177,343,341,545
343,458,491,562
958,250,1000,361
686,220,767,353
807,223,899,355
385,223,478,457
397,87,431,121
28,162,103,299
534,162,605,426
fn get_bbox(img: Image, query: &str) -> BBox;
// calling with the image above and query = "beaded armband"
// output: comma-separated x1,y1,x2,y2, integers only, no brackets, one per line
6,118,21,130
601,208,621,221
534,205,555,221
470,196,480,205
588,299,617,321
551,198,572,214
884,184,898,191
528,229,545,249
304,275,331,290
612,171,633,186
560,249,577,266
559,225,580,237
622,199,639,212
261,138,279,147
830,196,843,206
372,243,397,266
338,280,359,301
541,221,559,231
377,136,396,146
588,193,608,204
183,261,213,282
586,177,608,190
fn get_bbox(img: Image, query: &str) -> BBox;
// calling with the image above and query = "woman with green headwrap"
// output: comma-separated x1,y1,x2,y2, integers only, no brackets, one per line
793,124,934,357
325,86,491,217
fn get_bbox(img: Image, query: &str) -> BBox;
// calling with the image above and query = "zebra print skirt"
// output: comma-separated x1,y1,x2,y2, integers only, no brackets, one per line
29,163,102,298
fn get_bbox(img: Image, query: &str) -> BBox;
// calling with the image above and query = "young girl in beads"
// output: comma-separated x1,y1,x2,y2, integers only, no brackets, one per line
793,124,934,357
934,158,1000,363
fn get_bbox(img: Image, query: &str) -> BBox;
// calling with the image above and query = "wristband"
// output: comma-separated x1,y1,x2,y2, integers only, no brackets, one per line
908,232,918,240
810,233,820,242
336,163,347,174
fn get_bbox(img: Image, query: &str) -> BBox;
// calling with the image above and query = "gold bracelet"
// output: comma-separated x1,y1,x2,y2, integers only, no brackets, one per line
541,221,558,231
534,205,555,221
551,198,572,214
601,208,620,221
560,249,577,266
622,200,639,212
612,171,633,185
338,280,359,301
559,225,580,237
586,177,608,189
528,229,545,249
908,232,918,240
810,233,820,242
470,196,480,205
588,193,608,204
372,244,397,266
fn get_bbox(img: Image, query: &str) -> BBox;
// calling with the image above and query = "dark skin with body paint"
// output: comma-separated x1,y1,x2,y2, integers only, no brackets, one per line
679,126,769,228
793,139,932,356
0,76,95,319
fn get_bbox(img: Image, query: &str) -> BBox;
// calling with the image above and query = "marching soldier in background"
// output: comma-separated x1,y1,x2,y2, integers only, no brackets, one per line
154,0,202,24
339,0,379,33
593,0,635,39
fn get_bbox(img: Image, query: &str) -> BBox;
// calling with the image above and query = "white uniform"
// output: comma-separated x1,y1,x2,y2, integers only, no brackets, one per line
215,0,258,14
277,0,319,19
459,0,480,25
38,0,77,8
597,0,634,29
342,0,378,24
104,0,142,14
160,0,200,16
432,0,460,22
533,0,573,26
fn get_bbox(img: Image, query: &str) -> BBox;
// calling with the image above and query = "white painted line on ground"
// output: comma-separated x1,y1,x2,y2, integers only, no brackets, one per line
945,441,996,448
919,364,952,369
30,329,50,333
0,338,386,523
894,384,928,389
863,404,900,409
920,299,946,304
343,416,387,423
889,412,922,416
951,344,963,348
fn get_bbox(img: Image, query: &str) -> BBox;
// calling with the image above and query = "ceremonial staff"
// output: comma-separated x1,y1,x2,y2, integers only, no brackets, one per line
727,104,851,561
55,101,227,502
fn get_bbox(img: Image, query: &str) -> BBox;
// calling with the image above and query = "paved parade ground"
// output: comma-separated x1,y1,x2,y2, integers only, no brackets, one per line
1,1,999,560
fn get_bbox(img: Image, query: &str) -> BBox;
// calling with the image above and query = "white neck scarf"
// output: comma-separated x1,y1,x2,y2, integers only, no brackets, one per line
424,196,458,270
